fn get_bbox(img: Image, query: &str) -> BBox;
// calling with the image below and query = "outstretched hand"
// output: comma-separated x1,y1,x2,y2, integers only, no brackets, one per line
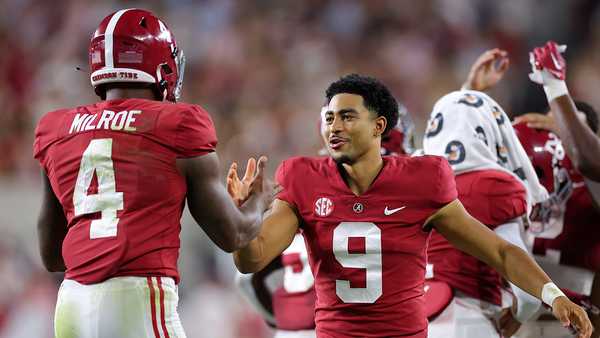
552,296,593,338
462,48,510,92
529,41,567,84
513,112,558,134
227,157,257,207
227,156,279,211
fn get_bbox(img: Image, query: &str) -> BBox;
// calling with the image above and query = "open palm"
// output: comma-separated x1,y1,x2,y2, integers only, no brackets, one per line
463,48,510,91
227,158,258,207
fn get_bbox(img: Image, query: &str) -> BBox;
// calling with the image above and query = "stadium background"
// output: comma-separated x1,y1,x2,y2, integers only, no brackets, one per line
0,0,599,337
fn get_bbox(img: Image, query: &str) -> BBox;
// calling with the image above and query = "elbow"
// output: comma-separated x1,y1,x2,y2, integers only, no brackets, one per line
220,242,238,254
41,257,65,272
236,265,259,274
44,265,64,273
233,254,262,274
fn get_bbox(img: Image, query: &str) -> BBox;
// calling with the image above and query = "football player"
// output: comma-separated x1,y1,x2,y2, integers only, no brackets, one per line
33,9,274,338
227,74,592,337
515,120,600,338
423,90,544,338
231,109,414,338
513,41,600,337
515,41,600,182
415,48,544,338
462,43,600,337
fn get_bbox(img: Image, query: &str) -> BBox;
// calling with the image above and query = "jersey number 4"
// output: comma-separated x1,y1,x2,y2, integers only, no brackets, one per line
73,138,124,239
333,222,382,303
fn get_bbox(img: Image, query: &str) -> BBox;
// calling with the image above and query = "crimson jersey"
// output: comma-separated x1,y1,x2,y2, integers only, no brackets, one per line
427,170,527,305
33,98,217,284
276,155,457,338
532,170,600,271
271,233,317,330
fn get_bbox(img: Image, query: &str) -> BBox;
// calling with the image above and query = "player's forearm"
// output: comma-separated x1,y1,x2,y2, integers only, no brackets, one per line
550,95,600,181
37,220,67,272
233,237,269,273
186,182,264,252
233,194,268,249
498,243,552,301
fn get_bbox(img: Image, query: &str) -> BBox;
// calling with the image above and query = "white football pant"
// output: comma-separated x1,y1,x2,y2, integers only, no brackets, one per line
55,276,185,338
274,329,317,338
428,292,501,338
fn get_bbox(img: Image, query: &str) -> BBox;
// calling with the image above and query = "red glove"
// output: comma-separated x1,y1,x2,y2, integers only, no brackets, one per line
529,41,569,101
531,41,567,80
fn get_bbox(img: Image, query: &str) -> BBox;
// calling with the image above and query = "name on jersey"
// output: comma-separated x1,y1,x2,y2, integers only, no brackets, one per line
69,110,141,134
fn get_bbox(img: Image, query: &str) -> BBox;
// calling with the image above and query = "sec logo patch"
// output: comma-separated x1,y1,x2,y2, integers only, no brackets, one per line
315,197,334,217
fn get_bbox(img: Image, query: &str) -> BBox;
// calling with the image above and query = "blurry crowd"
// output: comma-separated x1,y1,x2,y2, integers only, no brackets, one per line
0,0,599,337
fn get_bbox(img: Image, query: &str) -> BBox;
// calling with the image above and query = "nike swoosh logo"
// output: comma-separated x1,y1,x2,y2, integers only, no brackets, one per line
384,206,406,216
550,53,562,70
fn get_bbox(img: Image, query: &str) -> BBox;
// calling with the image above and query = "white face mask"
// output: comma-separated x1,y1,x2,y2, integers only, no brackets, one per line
173,48,186,101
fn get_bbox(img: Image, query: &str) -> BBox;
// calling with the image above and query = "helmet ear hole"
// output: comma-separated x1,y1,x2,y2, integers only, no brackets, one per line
139,17,147,28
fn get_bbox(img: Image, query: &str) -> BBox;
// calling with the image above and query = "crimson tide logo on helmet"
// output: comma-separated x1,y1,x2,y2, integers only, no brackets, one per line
89,9,185,102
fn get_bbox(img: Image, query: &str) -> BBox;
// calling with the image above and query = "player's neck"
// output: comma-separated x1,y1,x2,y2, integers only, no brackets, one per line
340,148,383,196
105,88,158,101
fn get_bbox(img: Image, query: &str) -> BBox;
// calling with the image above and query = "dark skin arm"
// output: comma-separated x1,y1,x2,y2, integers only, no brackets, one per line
37,172,67,272
550,95,600,181
517,97,600,182
177,152,273,253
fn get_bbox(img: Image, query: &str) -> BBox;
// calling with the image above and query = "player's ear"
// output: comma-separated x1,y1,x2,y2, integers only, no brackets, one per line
374,116,387,137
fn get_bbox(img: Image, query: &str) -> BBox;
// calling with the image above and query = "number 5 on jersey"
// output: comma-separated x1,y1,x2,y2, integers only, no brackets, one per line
73,138,124,239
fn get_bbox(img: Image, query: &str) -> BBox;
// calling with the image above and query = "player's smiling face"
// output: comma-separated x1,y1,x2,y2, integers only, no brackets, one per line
322,93,383,164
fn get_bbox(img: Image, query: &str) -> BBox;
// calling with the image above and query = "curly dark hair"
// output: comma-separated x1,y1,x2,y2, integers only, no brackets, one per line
325,74,399,135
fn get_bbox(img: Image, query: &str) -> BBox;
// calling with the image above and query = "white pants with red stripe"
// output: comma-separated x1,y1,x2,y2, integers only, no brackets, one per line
54,276,185,338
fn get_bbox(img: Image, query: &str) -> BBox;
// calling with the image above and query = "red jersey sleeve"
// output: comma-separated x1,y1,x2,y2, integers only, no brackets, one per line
275,160,297,209
174,105,217,158
432,157,458,207
33,109,65,170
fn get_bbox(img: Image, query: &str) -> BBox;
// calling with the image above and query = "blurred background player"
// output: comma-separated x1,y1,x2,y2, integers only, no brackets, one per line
459,42,600,337
422,88,546,338
513,41,600,337
417,48,549,338
33,9,274,338
517,42,600,182
232,107,414,338
228,73,592,338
